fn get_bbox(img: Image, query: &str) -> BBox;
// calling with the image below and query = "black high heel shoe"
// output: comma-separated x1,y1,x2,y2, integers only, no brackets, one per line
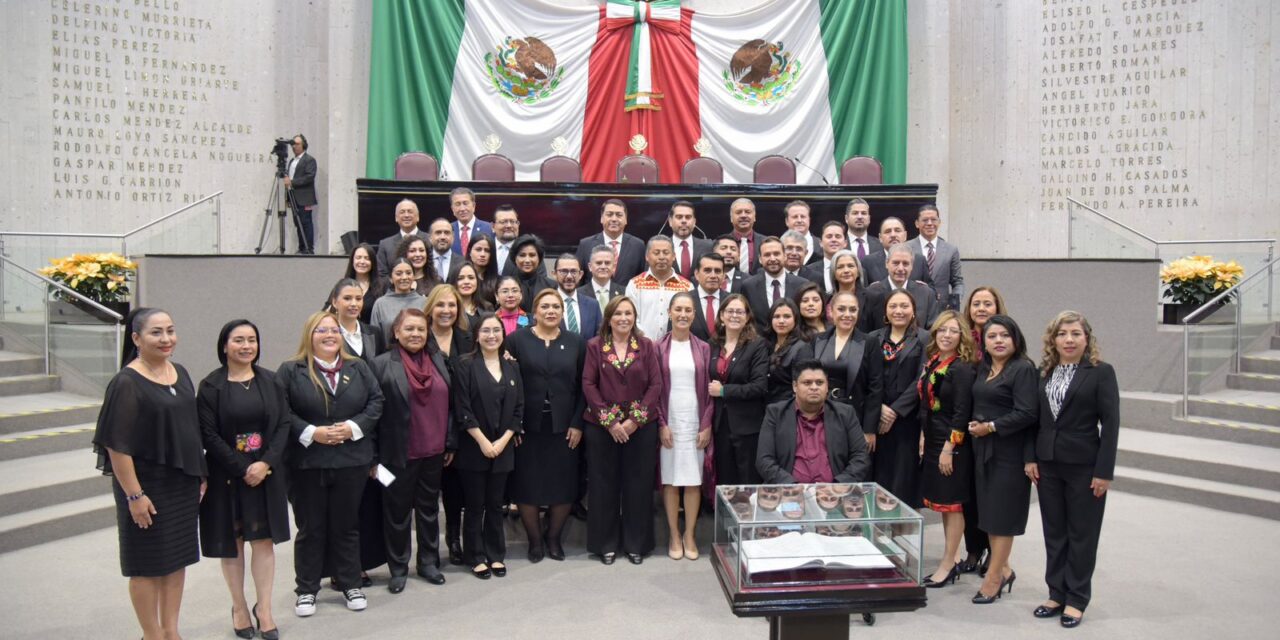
1034,603,1064,618
232,606,254,639
1004,570,1017,593
971,572,1012,604
923,565,960,588
253,603,279,640
546,537,565,561
957,550,986,574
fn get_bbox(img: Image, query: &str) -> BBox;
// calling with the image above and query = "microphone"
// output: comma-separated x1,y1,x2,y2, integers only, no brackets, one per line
792,156,831,185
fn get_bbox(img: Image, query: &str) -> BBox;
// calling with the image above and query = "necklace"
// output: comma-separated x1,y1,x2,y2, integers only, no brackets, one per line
140,358,176,396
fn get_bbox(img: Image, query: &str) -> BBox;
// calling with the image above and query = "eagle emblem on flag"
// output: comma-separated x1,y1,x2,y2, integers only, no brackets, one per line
723,39,801,107
484,36,564,104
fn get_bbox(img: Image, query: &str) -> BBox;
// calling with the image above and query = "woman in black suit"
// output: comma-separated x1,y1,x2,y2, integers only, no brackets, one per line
424,284,472,565
199,320,290,639
1027,311,1119,628
709,294,769,486
337,243,384,324
765,299,808,405
453,314,523,579
958,285,1009,575
370,308,455,593
864,289,929,503
796,281,828,338
449,261,492,328
505,288,586,562
277,311,383,616
967,314,1038,605
916,311,977,590
811,290,870,430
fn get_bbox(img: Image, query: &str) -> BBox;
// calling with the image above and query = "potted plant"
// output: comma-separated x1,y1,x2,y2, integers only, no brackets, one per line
1159,255,1244,325
38,252,136,324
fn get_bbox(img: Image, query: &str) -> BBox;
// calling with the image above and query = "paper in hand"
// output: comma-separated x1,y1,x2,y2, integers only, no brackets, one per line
375,464,396,487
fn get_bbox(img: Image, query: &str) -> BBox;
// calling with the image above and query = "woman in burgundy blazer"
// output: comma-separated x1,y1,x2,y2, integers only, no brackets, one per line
582,295,664,566
655,292,715,561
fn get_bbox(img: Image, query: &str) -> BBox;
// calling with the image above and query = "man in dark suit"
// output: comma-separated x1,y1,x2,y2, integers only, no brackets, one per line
492,204,521,277
845,198,882,263
863,244,940,332
668,200,712,280
729,198,767,275
740,237,809,332
285,134,318,254
862,217,931,286
909,204,965,310
583,244,625,311
553,253,602,339
449,187,494,256
574,199,645,285
800,220,849,293
713,235,746,293
690,252,726,342
427,218,463,279
756,360,870,485
784,200,823,265
781,230,812,279
376,199,429,277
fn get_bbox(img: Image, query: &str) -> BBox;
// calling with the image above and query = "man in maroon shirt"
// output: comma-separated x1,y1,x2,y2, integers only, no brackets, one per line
756,360,870,484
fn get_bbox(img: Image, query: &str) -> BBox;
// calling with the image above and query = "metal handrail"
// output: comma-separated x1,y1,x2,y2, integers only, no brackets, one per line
1066,198,1276,249
1066,198,1158,243
0,254,124,375
1181,254,1280,413
1159,239,1277,246
0,192,223,253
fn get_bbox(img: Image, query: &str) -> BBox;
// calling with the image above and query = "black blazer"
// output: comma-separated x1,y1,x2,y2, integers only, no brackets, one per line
756,400,870,484
198,365,291,556
766,339,810,405
799,261,828,291
428,326,474,373
289,153,317,207
516,272,557,313
690,288,724,343
863,279,940,332
673,236,713,280
504,328,587,434
350,320,384,361
1034,361,1120,480
710,338,770,436
971,358,1040,465
371,347,454,469
740,272,809,332
861,250,932,288
575,232,646,285
452,355,524,473
863,327,930,434
723,268,746,294
277,357,383,470
810,328,871,421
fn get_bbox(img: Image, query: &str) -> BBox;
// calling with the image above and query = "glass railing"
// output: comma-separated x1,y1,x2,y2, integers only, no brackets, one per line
1066,199,1158,260
0,255,124,392
1182,256,1278,410
0,192,222,271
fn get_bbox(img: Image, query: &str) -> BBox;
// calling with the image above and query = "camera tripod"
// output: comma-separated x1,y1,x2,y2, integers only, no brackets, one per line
254,171,311,255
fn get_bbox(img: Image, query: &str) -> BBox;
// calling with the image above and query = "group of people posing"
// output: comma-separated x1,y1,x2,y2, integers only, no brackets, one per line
92,190,1119,640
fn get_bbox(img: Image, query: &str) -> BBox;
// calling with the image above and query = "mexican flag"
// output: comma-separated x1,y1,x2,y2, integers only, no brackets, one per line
366,0,906,184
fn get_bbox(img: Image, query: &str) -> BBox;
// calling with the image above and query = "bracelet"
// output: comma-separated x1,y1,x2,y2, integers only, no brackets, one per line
941,450,953,456
126,490,145,502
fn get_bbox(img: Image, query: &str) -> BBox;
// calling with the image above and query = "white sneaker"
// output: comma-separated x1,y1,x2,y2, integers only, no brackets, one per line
344,588,368,612
295,593,317,617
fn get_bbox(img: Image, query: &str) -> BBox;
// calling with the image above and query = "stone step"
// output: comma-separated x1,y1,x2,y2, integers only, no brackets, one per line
0,392,101,435
1242,351,1280,375
1228,372,1280,393
1186,391,1280,427
1112,466,1280,521
1117,430,1280,493
0,425,95,462
1273,334,1280,350
0,495,114,555
0,374,60,397
0,351,45,378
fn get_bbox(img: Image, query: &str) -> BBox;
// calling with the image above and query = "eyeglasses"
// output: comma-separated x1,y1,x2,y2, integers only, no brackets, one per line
721,308,747,317
312,327,341,335
555,269,581,276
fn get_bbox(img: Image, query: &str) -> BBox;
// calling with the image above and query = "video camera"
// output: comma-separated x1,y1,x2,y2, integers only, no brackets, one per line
270,137,292,177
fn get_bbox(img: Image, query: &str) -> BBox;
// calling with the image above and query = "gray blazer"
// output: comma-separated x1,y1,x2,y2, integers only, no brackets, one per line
756,399,870,484
910,236,964,310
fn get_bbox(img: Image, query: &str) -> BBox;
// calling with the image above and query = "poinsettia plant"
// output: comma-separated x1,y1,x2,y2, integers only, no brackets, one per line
1159,255,1244,306
38,252,136,303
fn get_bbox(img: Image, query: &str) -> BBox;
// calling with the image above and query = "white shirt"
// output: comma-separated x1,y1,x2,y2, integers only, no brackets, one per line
496,241,513,268
288,152,306,179
764,272,786,306
399,227,420,239
802,233,816,262
624,270,693,338
918,235,939,257
822,258,833,292
698,286,721,318
339,324,363,357
298,355,364,447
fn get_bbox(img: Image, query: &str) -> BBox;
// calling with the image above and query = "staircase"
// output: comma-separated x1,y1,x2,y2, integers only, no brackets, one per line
0,343,110,555
1116,324,1280,521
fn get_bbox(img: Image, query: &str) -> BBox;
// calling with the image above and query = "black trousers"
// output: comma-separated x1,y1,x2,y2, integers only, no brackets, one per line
1037,461,1107,611
585,424,657,556
442,466,464,544
381,454,443,576
713,421,739,487
459,469,509,565
291,465,366,595
731,432,762,485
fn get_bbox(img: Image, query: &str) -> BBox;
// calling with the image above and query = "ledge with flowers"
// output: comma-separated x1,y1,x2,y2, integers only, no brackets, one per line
38,252,136,324
1159,255,1244,325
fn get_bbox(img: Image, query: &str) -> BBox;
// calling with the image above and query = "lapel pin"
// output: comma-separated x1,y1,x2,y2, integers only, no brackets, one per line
342,375,350,383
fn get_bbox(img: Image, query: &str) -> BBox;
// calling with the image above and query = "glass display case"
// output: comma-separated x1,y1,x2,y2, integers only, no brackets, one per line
713,483,923,592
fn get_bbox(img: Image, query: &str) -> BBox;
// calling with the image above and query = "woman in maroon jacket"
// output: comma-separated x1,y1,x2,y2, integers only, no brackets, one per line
582,295,664,566
655,292,714,561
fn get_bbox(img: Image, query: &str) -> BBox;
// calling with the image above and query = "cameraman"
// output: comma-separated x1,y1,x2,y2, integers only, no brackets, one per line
285,134,318,254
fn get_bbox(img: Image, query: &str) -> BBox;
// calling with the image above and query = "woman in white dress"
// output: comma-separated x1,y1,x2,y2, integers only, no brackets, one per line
656,292,714,560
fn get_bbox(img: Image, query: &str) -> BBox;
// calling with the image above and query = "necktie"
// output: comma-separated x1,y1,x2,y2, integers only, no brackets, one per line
926,242,936,271
437,255,447,277
739,236,750,271
565,297,579,334
597,287,609,309
771,279,782,306
705,295,717,334
610,240,619,260
856,238,866,260
680,240,691,277
316,361,341,394
460,225,470,255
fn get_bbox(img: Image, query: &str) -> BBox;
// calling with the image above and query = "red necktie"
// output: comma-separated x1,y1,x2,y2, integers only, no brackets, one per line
771,279,782,306
705,295,717,334
680,240,691,277
610,240,619,260
856,238,866,260
460,224,470,255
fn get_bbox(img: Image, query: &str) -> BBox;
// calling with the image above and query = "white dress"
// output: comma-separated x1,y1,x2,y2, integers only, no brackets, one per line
660,339,704,486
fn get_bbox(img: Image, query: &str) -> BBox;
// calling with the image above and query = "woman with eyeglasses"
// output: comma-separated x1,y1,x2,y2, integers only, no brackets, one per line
708,294,769,486
494,275,529,335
